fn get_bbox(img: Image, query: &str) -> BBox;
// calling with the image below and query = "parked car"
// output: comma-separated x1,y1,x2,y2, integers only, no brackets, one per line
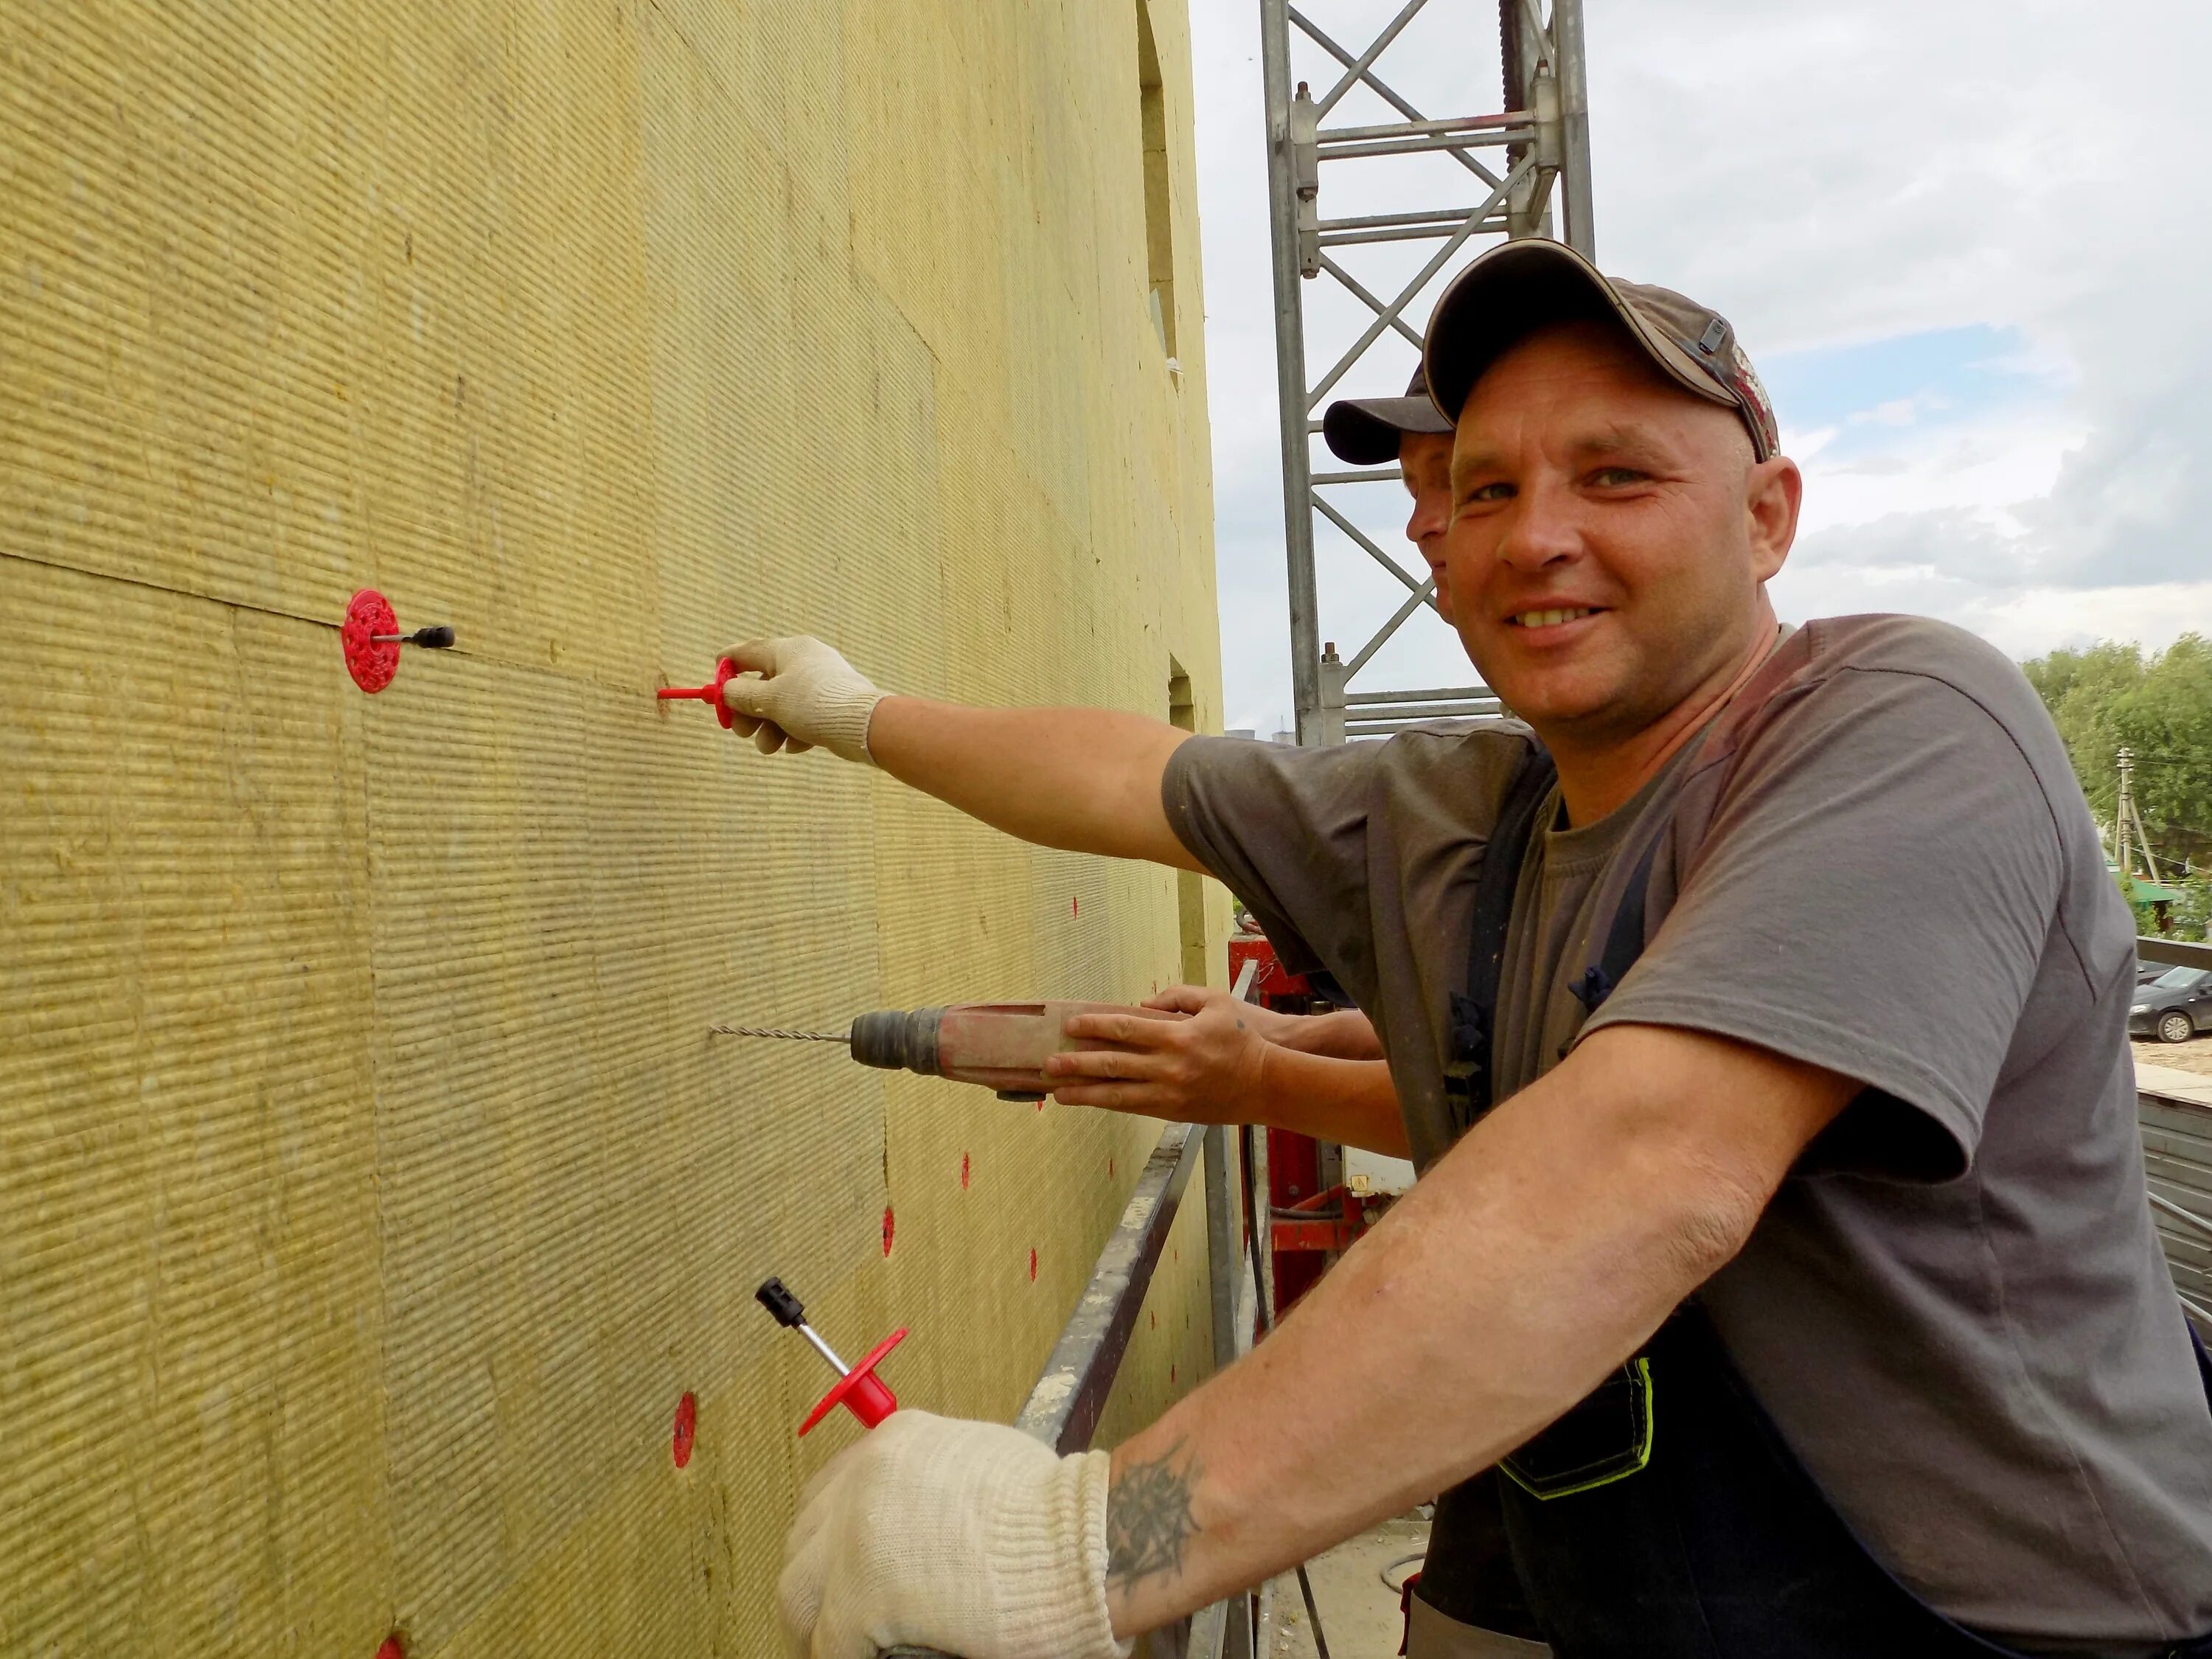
2131,966,2212,1044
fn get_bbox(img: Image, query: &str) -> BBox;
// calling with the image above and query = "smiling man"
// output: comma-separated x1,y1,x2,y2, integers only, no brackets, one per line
739,240,2212,1659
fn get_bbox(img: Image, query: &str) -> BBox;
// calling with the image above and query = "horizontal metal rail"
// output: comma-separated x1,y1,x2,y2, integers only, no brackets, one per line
2140,936,2212,970
1015,1122,1208,1453
1348,700,1503,723
1318,204,1491,233
1318,128,1534,161
1317,110,1531,143
1321,217,1509,248
1346,684,1494,704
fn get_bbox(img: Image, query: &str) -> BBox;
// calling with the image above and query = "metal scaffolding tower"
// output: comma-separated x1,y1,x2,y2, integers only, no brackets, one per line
1260,0,1593,744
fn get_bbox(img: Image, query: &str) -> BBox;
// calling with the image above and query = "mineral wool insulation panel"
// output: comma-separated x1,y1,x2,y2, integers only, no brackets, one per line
0,0,1229,1652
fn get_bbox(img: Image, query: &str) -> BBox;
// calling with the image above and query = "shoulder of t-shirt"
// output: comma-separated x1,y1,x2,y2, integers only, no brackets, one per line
1370,714,1538,763
1790,614,2063,761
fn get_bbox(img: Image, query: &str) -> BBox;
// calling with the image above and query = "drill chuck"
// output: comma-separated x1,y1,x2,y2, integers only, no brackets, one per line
849,1007,944,1076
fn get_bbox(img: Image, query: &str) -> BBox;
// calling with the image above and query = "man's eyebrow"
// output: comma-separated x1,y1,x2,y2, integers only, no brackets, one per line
1452,425,1676,485
1450,447,1501,487
1565,424,1671,461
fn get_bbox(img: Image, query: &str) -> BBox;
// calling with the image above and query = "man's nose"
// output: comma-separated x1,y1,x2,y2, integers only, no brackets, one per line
1494,480,1582,571
1405,488,1452,549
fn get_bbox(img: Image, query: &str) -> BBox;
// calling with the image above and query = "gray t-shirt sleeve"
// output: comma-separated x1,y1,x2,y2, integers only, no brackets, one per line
1161,735,1382,999
1586,665,2065,1181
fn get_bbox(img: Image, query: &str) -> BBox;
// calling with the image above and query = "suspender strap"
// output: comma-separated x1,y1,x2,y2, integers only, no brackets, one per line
1444,742,1558,1124
1568,831,1660,1015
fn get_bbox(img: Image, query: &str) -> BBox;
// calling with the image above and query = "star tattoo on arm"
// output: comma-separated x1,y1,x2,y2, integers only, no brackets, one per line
1105,1438,1203,1596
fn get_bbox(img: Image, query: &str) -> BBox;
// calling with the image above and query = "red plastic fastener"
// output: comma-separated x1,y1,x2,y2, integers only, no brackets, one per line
343,591,401,694
672,1391,697,1469
797,1329,907,1436
657,658,740,728
375,1638,405,1659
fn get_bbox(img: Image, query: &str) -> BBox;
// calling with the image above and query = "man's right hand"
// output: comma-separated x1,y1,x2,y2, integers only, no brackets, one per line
717,635,886,762
1049,987,1408,1155
1048,992,1273,1122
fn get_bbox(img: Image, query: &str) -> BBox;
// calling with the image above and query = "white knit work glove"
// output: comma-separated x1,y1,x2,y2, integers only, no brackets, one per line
779,1411,1130,1659
718,635,886,764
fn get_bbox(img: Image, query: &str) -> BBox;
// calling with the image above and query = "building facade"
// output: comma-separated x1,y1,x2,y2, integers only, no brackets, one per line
0,1,1225,1650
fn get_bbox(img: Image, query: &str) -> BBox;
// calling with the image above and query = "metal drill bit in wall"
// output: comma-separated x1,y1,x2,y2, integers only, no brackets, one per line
708,1024,852,1043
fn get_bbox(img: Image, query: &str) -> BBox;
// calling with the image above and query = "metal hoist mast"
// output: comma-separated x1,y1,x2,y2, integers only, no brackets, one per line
1259,0,1594,745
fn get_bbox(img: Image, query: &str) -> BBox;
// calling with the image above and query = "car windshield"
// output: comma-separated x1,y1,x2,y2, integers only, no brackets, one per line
2149,966,2209,991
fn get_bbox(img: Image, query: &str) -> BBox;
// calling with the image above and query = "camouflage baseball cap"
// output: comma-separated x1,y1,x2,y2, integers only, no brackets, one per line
1422,239,1779,462
1321,362,1455,466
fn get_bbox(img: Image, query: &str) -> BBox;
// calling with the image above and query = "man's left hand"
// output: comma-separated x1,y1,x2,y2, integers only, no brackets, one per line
779,1411,1128,1659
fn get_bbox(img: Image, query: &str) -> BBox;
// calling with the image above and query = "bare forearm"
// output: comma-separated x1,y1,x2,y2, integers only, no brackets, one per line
867,695,1201,870
1270,1008,1383,1060
1253,1050,1406,1155
1101,1026,1854,1635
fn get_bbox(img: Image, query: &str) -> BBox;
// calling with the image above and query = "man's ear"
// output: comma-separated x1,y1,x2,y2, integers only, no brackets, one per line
1745,456,1802,582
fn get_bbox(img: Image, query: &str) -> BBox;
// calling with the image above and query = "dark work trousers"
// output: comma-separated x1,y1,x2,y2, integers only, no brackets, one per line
1412,1305,2212,1659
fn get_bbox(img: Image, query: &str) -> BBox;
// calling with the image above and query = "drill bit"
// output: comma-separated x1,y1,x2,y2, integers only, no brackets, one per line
709,1023,852,1043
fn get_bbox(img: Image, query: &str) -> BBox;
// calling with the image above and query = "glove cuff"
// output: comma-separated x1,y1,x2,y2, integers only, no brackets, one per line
815,689,886,767
988,1448,1130,1659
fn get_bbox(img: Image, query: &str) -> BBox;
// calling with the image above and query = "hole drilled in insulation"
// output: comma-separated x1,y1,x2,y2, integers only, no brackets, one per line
672,1392,697,1469
882,1207,895,1256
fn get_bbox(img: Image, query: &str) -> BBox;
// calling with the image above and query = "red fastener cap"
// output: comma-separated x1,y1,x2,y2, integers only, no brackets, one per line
798,1329,905,1436
657,658,740,728
343,591,401,694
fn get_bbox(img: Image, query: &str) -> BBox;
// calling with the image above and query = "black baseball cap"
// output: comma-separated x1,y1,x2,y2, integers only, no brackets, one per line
1321,363,1455,466
1421,239,1780,462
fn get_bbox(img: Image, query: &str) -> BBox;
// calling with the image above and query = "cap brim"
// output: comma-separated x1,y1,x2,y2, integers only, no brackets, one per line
1321,394,1453,466
1422,240,1742,437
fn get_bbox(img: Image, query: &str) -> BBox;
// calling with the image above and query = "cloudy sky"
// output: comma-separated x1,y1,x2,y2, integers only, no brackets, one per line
1188,0,2212,735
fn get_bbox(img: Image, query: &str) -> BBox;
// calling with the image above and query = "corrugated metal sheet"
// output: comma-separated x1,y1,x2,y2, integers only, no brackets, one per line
2141,1088,2212,1312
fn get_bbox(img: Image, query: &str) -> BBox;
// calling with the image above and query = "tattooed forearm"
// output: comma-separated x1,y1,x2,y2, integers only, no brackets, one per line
1106,1438,1203,1594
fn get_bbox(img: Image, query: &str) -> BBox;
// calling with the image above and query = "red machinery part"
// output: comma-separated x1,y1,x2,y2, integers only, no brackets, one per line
342,589,401,694
657,658,739,729
1270,1184,1385,1254
798,1328,906,1436
1228,929,1315,1005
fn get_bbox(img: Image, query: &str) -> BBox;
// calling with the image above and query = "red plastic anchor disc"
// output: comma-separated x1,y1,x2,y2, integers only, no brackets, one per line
672,1391,698,1468
655,658,740,729
797,1328,906,1436
343,590,401,694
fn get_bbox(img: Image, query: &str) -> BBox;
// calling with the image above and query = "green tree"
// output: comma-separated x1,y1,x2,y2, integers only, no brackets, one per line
2023,633,2212,880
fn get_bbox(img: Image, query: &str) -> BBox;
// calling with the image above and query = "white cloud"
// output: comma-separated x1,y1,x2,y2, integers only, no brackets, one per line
1190,0,2212,731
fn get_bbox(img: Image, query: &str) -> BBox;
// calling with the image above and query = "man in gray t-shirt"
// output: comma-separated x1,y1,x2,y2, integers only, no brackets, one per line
1166,613,2212,1650
726,239,2212,1659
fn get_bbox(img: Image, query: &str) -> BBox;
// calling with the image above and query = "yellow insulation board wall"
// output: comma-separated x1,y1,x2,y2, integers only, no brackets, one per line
0,0,1229,1652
